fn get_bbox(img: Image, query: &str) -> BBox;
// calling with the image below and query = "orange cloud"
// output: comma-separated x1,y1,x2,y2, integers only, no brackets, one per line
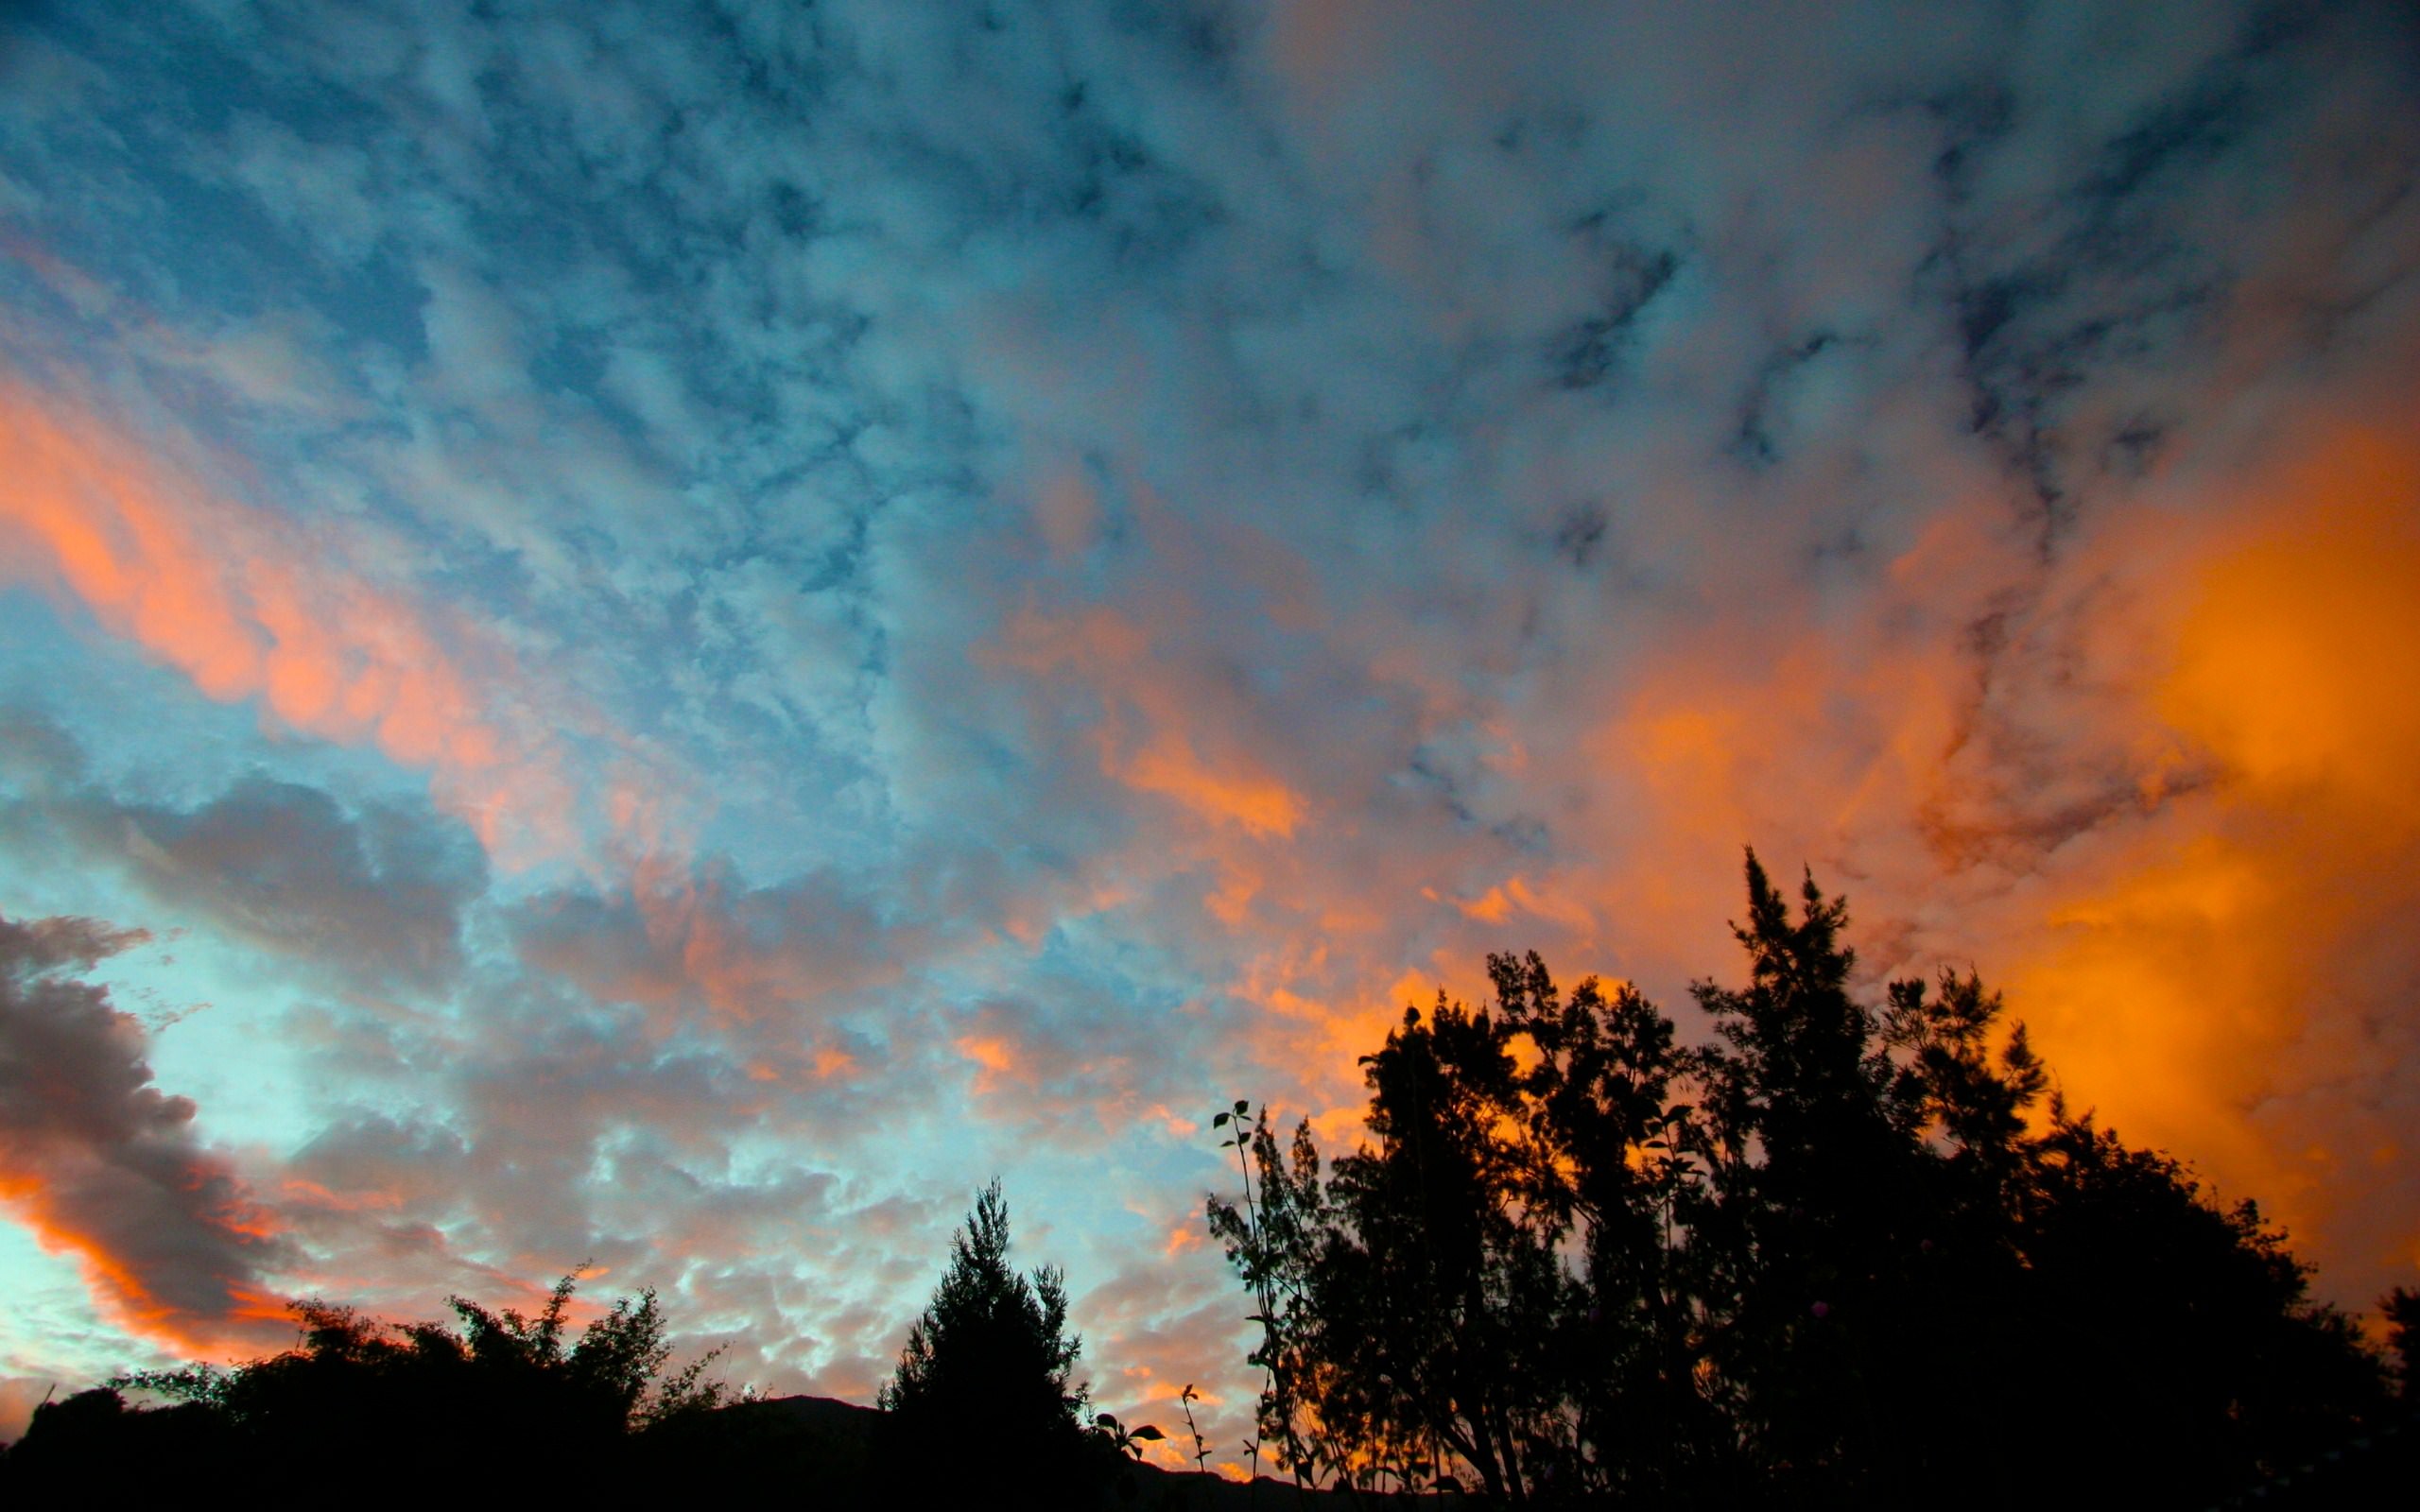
2159,442,2420,817
1537,417,2420,1302
2007,428,2420,1283
1448,874,1597,935
989,604,1307,838
0,377,575,865
1221,949,1444,1124
956,1033,1024,1097
1246,412,2420,1308
275,1177,406,1215
1117,732,1305,839
0,1170,289,1358
1162,1220,1204,1259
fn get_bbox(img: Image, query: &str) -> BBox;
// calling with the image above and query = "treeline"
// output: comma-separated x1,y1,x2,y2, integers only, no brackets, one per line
6,855,2417,1506
0,1276,778,1498
0,1198,1165,1507
1205,854,2420,1507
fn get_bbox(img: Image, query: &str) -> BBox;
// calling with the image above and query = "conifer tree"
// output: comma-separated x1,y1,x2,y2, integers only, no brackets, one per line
881,1180,1086,1495
1690,854,1925,1501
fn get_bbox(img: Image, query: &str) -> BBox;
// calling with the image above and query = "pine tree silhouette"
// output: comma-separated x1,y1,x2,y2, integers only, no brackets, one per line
880,1180,1087,1501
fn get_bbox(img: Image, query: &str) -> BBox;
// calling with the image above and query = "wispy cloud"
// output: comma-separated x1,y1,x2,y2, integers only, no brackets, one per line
0,381,589,867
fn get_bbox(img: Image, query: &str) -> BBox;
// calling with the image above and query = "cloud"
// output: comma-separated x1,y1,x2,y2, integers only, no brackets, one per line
0,378,583,868
1997,419,2420,1293
0,714,485,993
988,602,1307,840
0,911,292,1353
505,853,915,1056
0,0,2415,1416
944,967,1208,1143
1073,1246,1261,1476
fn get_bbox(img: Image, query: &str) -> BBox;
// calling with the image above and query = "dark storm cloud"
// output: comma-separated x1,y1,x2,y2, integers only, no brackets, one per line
0,912,291,1349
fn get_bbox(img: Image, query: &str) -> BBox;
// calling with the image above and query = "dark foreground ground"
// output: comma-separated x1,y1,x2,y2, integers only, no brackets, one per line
0,1386,1404,1508
733,1396,2420,1510
9,1388,2415,1507
718,1396,1414,1508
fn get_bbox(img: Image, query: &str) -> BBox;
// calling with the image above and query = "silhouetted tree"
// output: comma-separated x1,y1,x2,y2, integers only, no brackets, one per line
1212,971,1685,1502
1683,857,1917,1503
0,1385,237,1495
2385,1286,2420,1400
1208,849,2395,1509
1325,992,1565,1498
1492,952,1719,1503
1204,1089,1403,1489
2009,1108,2390,1504
879,1179,1089,1503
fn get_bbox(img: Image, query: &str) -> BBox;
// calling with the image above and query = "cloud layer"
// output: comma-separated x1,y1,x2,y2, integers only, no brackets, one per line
1,0,2416,1462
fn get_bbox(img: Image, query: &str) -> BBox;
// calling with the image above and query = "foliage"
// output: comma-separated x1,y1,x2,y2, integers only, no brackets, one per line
1208,850,2396,1508
1177,1382,1211,1472
116,1270,728,1441
5,1271,730,1495
879,1179,1094,1501
1205,1100,1365,1490
1090,1411,1165,1460
2386,1285,2420,1398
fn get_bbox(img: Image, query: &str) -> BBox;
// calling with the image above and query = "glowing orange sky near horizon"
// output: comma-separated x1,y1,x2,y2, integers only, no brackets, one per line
1182,419,2420,1297
2006,430,2420,1277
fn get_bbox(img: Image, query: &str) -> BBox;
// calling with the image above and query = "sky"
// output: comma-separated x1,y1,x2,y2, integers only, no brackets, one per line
3,0,2418,1464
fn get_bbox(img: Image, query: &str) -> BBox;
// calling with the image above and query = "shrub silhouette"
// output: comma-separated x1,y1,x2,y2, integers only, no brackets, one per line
1,1271,728,1497
1209,850,2395,1508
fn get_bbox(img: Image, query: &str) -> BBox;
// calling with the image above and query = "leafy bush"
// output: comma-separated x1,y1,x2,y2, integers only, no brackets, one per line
2,1270,730,1496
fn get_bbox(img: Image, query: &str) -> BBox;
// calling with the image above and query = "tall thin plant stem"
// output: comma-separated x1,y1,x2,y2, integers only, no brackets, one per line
1219,1099,1271,1506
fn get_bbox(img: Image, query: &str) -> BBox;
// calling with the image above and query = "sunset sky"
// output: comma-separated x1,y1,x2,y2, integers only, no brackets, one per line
4,0,2418,1462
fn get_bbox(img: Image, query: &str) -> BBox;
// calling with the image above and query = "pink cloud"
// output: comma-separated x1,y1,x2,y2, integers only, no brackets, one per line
0,376,579,867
